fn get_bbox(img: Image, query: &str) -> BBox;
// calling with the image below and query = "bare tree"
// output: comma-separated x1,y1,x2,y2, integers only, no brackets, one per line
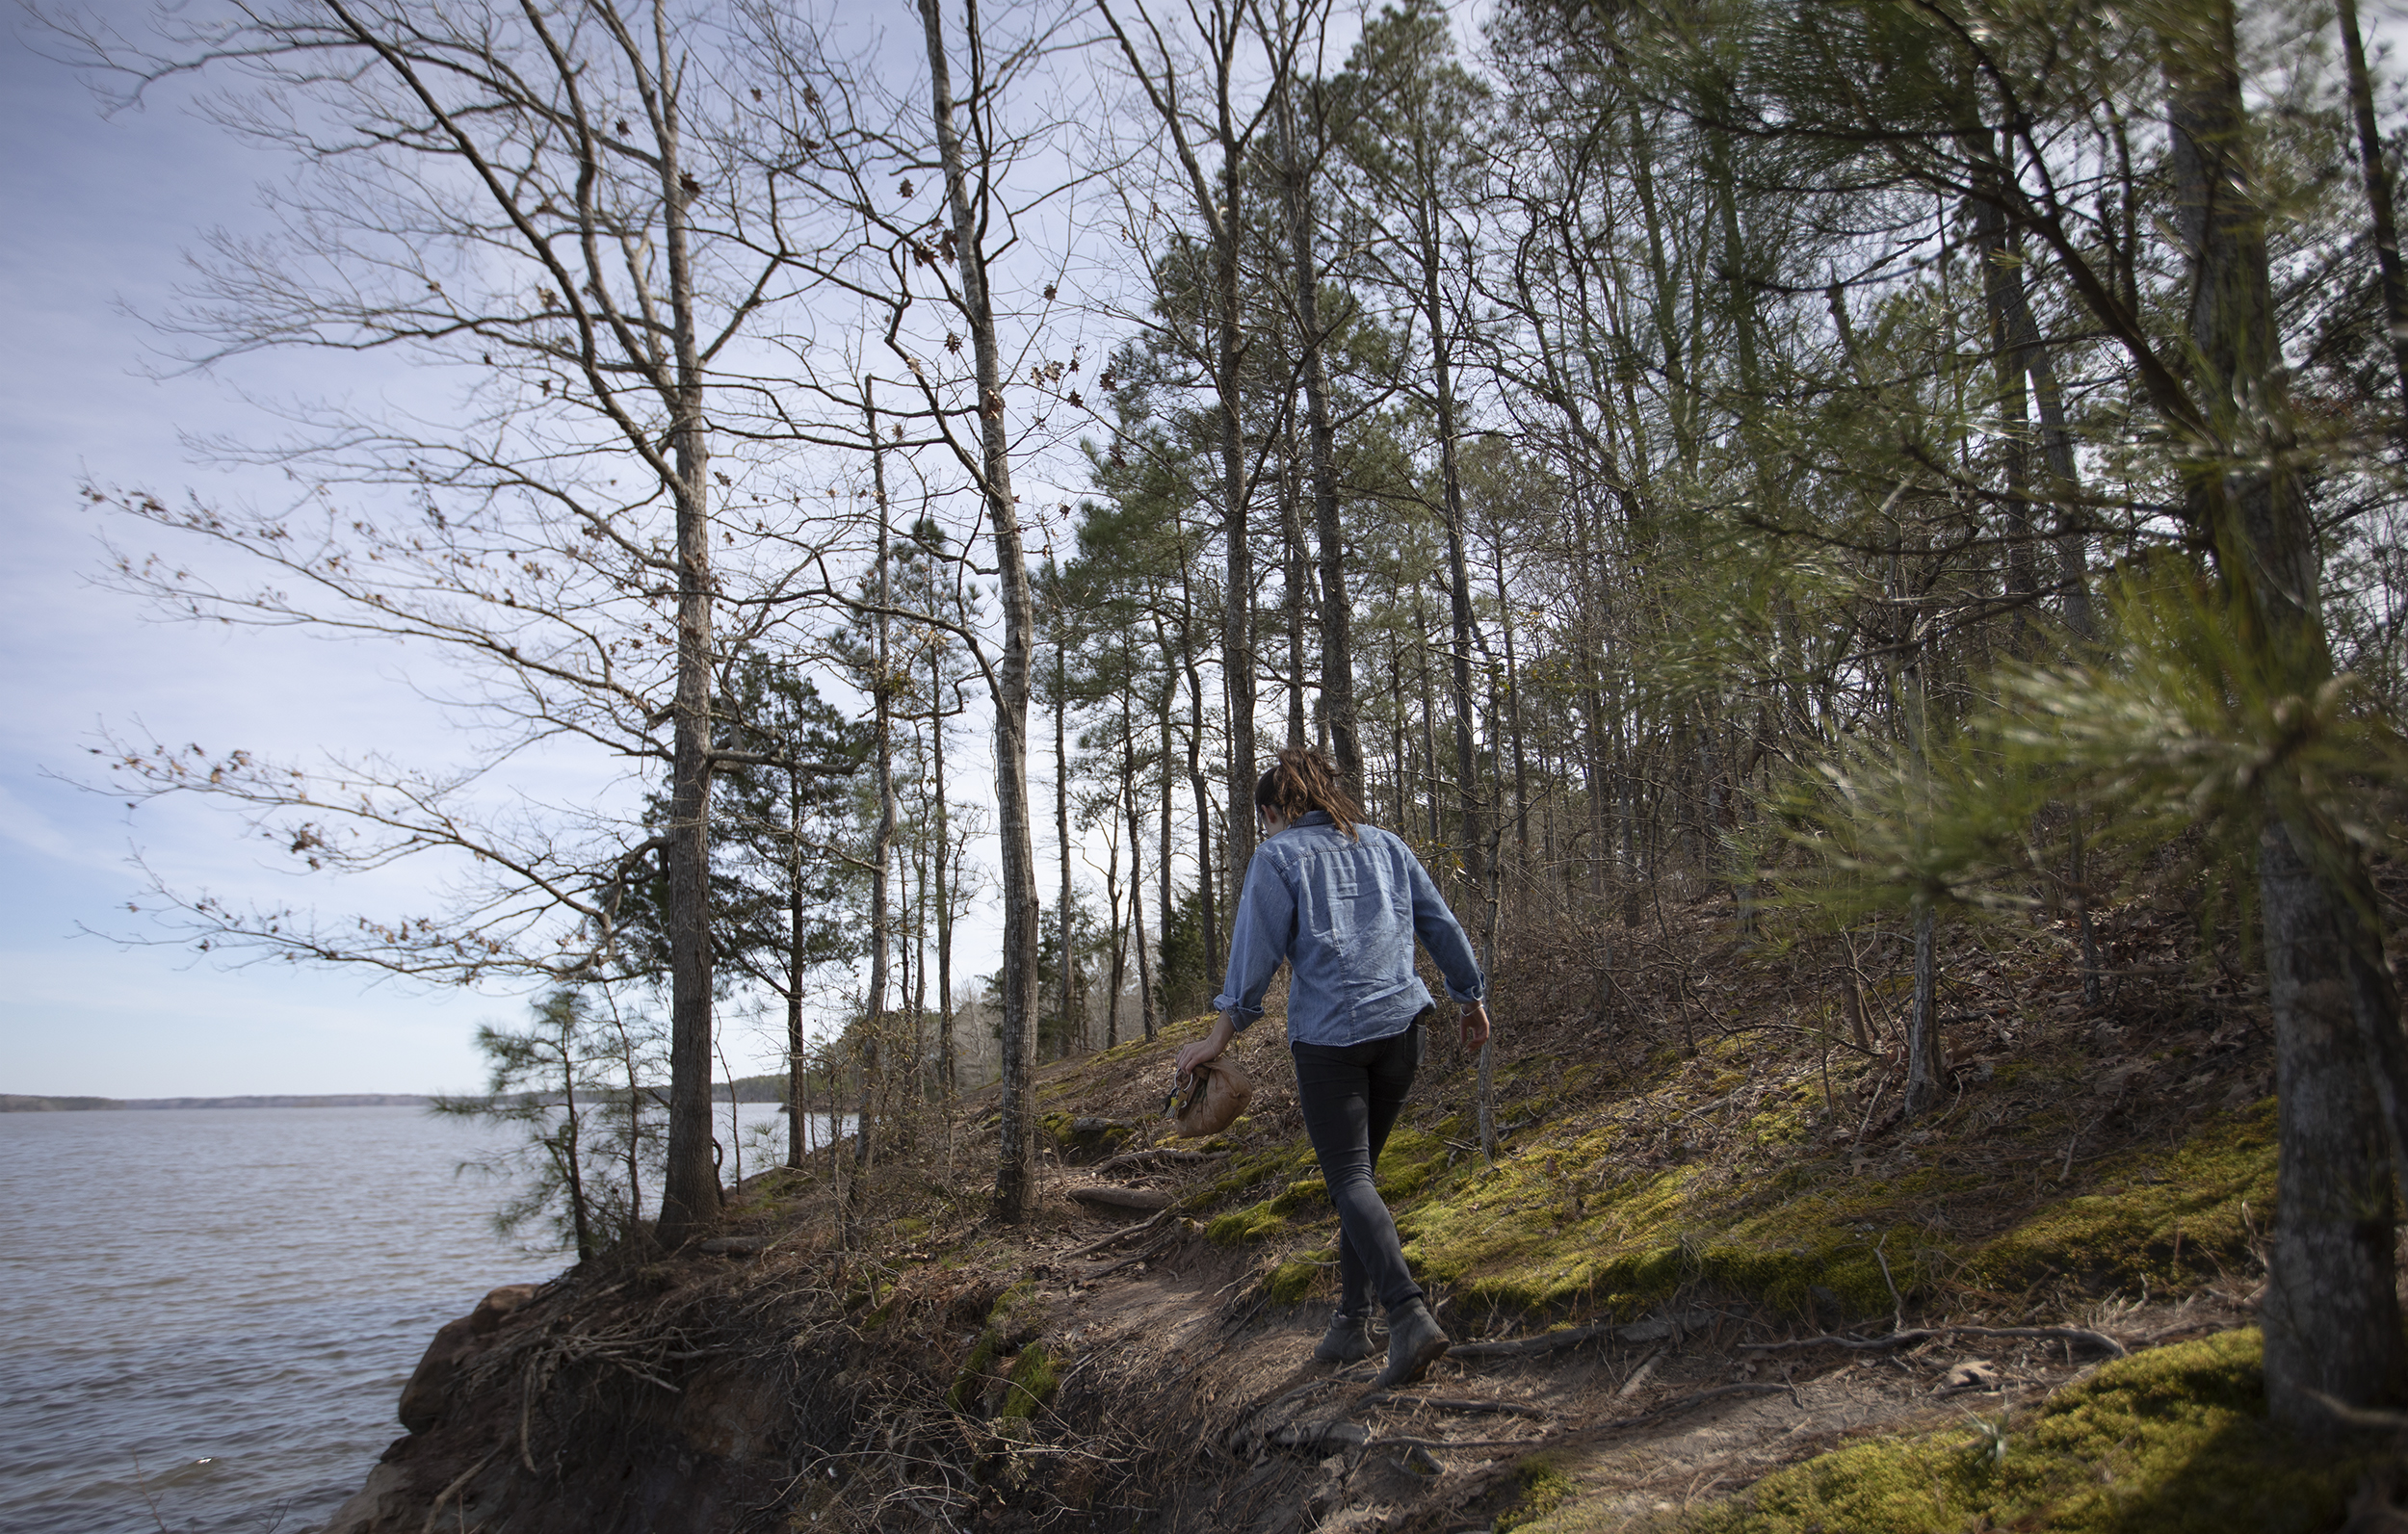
59,0,843,1243
913,0,1046,1219
1095,0,1291,905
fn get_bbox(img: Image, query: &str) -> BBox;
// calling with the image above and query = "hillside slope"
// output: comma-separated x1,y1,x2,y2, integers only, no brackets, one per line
331,900,2402,1534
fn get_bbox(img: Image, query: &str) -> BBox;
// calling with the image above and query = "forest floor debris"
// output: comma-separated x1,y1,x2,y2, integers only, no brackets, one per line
350,891,2405,1533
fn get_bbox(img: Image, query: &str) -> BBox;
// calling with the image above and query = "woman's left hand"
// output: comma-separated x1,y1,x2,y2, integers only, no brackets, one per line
1459,1001,1492,1051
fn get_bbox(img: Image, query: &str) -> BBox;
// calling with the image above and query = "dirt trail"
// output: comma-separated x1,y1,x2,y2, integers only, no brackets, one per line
340,916,2305,1534
975,1180,2249,1534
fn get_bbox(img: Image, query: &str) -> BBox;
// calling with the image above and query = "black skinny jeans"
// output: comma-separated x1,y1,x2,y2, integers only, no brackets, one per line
1291,1011,1428,1317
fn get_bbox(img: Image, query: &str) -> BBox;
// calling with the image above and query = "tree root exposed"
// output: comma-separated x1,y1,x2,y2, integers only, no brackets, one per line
1348,1392,1548,1418
1737,1324,2128,1359
1449,1313,1705,1360
1060,1209,1172,1261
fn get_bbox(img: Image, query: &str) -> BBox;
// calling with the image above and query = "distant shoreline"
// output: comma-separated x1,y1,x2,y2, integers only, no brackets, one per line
0,1093,437,1112
3,1082,791,1112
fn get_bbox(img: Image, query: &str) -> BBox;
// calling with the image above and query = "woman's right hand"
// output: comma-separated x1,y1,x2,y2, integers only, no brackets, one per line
1176,1013,1238,1080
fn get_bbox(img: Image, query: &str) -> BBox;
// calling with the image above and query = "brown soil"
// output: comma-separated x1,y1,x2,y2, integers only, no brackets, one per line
327,890,2310,1534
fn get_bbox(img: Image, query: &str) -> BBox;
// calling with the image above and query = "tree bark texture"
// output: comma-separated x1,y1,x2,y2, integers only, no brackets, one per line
788,815,808,1169
1057,631,1075,1053
934,649,956,1097
920,0,1039,1220
1220,133,1258,901
861,424,896,1172
1283,85,1362,798
2337,0,2408,420
2259,818,2405,1417
2167,0,2407,1421
657,48,720,1244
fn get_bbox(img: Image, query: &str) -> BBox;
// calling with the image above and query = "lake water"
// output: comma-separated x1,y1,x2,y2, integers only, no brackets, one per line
0,1101,796,1534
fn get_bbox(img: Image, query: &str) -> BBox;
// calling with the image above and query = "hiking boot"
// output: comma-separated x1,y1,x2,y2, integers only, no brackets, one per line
1374,1298,1449,1389
1314,1311,1374,1363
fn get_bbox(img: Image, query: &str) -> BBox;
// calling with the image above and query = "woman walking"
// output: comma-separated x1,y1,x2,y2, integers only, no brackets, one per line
1175,747,1490,1388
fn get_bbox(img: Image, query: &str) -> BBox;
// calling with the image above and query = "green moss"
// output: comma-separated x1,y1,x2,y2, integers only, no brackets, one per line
1039,1112,1134,1162
1268,1250,1334,1304
1148,1015,2267,1325
1498,1453,1576,1532
1269,1177,1329,1215
946,1281,1046,1414
1528,1330,2380,1534
1187,1140,1323,1214
999,1342,1059,1419
988,1280,1038,1329
1205,1125,1463,1248
1391,1116,1928,1315
1207,1201,1294,1245
1374,1070,2275,1318
1967,1100,2276,1292
947,1329,1002,1413
1374,1126,1450,1201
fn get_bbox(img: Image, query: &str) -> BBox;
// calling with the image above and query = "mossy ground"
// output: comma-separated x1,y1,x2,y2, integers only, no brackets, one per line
690,897,2317,1534
999,1341,1059,1419
1499,1453,1579,1532
945,1280,1044,1414
1184,970,2276,1330
1525,1329,2388,1534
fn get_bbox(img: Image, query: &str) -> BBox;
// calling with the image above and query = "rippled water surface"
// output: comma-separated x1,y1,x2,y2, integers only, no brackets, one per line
0,1102,788,1534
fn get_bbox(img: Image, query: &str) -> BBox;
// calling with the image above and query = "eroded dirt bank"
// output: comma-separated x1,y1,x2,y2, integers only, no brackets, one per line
329,909,2408,1534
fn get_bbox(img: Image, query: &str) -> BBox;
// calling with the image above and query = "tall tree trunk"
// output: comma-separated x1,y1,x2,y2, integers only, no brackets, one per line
1154,647,1176,1004
1094,0,1251,975
911,742,930,1099
1969,169,2103,992
787,786,808,1170
1424,247,1483,890
861,408,895,1173
1898,649,1946,1120
2338,0,2408,417
933,653,956,1097
1057,625,1075,1055
2169,2,2407,1421
1129,765,1159,1039
1977,198,2039,637
1389,618,1408,831
1103,827,1125,1048
1970,146,2094,641
657,76,719,1244
921,0,1037,1220
1218,113,1257,914
1282,85,1360,798
1493,535,1528,863
1416,587,1443,846
1123,696,1159,1041
1283,440,1308,748
1619,718,1641,929
1182,613,1220,979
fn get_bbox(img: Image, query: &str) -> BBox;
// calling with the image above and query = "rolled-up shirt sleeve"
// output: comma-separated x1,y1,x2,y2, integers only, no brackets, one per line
1403,852,1486,1003
1212,852,1296,1029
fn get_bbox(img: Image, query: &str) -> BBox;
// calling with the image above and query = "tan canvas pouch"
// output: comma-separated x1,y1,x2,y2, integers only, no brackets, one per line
1170,1059,1254,1138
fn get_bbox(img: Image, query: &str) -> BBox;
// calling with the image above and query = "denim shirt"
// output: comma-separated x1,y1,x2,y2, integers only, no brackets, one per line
1211,811,1487,1047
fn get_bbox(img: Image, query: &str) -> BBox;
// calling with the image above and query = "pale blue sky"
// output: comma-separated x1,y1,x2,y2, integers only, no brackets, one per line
0,10,509,1095
0,0,1468,1098
0,0,1055,1097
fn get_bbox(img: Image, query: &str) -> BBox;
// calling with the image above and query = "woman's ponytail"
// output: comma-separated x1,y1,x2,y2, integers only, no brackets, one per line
1254,745,1362,839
